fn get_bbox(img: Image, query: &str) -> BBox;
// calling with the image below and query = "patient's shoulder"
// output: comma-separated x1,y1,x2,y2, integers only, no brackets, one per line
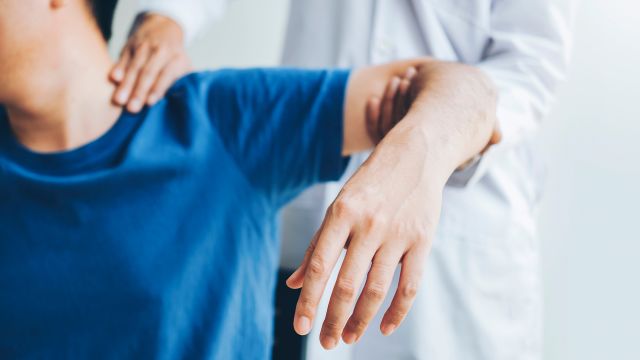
163,70,247,107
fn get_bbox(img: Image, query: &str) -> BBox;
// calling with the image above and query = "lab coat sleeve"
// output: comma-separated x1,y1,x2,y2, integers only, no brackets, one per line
138,0,229,42
447,0,576,187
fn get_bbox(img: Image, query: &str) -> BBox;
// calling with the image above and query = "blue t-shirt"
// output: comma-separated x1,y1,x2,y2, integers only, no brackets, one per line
0,69,350,359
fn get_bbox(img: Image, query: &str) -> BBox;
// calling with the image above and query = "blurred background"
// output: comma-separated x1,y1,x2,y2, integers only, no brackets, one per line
110,1,640,359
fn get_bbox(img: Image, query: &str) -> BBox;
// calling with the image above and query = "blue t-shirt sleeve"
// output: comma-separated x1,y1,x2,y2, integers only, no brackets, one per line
187,68,351,206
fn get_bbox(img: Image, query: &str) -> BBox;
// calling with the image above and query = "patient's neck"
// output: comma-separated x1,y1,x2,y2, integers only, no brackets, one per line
3,36,122,153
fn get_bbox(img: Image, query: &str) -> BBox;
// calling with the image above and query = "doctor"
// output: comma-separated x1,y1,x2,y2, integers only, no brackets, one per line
112,1,574,359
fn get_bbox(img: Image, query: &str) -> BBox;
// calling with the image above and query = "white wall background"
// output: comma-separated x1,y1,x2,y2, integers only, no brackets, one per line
111,1,640,359
538,1,640,359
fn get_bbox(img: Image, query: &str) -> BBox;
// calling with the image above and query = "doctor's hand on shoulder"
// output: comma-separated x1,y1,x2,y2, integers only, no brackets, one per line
110,13,191,113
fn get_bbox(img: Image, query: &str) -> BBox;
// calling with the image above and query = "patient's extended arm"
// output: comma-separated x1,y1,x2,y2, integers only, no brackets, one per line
287,58,498,349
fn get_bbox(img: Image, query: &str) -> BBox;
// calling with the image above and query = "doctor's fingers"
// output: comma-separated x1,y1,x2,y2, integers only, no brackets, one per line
392,78,413,127
146,52,191,107
110,45,132,85
378,76,402,139
319,228,385,349
341,245,403,344
380,242,428,335
365,97,383,144
292,209,352,336
126,46,179,112
112,42,152,110
377,67,418,138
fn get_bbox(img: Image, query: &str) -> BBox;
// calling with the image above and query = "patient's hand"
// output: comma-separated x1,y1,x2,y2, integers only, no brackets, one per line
286,61,499,350
110,13,191,113
286,126,442,349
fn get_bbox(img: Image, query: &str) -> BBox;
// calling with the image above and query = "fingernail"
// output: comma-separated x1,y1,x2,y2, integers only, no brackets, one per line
116,91,129,105
286,269,300,285
288,268,300,280
128,99,142,113
147,95,158,106
381,324,396,336
295,316,311,335
343,331,357,344
321,335,337,349
113,69,124,81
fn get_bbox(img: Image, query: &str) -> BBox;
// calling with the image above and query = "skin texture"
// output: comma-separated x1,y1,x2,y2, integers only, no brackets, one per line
0,0,122,152
0,1,499,351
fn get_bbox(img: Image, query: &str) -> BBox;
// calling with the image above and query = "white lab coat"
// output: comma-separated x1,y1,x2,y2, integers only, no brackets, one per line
139,1,575,359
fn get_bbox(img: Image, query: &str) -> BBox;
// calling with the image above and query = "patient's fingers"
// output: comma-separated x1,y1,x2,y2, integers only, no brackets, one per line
114,43,151,112
293,204,351,336
342,246,400,344
286,231,320,289
320,230,381,349
380,243,427,336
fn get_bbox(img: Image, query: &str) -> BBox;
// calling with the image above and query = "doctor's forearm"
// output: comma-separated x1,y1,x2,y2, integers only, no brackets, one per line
400,61,498,181
343,59,498,180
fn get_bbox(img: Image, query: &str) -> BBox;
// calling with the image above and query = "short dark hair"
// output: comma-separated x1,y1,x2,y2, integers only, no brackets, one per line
87,0,119,41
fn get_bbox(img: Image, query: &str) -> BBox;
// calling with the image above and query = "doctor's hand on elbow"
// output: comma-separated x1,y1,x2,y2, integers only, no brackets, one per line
110,13,192,113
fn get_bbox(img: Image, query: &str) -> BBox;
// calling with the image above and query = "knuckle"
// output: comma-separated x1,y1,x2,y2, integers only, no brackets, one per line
139,68,157,80
401,282,419,299
362,212,387,233
129,60,145,72
334,279,357,301
322,317,342,333
298,297,316,316
120,78,135,89
413,225,431,243
373,259,397,273
307,257,327,278
386,307,406,324
134,41,149,52
347,316,368,333
331,197,358,219
393,221,430,244
149,42,162,53
364,282,387,302
154,45,171,58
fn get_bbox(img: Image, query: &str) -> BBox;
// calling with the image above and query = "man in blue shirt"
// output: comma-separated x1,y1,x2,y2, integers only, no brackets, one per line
0,0,497,359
